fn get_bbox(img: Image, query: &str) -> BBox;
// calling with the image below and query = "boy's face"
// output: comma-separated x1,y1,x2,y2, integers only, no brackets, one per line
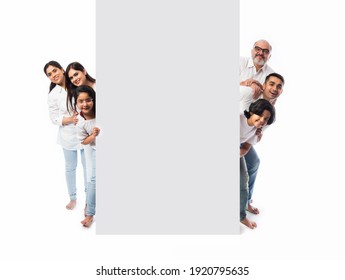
262,76,284,101
250,110,271,128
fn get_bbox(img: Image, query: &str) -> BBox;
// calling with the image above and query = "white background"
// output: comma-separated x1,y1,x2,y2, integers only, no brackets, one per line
1,0,345,279
240,0,345,256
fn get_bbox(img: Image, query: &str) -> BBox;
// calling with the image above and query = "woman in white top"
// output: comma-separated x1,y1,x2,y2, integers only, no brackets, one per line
240,98,275,229
44,61,87,210
74,85,99,228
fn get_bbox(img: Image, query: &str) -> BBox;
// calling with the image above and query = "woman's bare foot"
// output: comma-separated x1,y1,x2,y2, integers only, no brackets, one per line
81,215,94,228
247,203,260,214
66,200,76,210
240,217,257,229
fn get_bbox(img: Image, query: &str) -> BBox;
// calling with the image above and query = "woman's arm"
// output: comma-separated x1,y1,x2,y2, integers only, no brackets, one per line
62,112,78,126
48,92,78,126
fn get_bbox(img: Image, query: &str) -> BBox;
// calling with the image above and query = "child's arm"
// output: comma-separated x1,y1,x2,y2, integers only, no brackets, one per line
254,125,269,144
255,128,263,142
81,127,100,145
240,142,252,157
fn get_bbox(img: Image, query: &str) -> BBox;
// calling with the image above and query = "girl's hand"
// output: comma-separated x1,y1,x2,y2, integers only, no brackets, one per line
92,127,100,137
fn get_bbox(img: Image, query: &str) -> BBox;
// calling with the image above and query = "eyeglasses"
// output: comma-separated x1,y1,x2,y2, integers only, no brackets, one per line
254,46,270,55
77,98,93,104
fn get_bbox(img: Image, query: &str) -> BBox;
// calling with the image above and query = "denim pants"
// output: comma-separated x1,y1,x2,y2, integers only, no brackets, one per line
62,148,87,200
85,148,96,216
244,146,260,203
240,156,249,221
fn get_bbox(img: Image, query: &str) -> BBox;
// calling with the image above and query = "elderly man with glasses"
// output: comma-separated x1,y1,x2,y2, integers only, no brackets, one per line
240,40,274,99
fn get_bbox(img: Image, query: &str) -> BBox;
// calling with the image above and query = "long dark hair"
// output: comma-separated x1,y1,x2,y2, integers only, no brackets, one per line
66,62,96,113
74,85,96,117
43,61,65,93
244,99,275,125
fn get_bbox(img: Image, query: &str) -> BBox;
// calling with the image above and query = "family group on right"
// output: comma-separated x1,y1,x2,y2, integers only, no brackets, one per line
239,39,285,229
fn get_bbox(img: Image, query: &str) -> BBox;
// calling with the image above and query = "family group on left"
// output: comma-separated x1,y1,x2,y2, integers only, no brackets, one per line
44,61,98,228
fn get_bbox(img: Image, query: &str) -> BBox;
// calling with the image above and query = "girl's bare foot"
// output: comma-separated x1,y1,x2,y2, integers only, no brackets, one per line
66,200,76,210
81,215,94,228
247,203,260,214
240,217,257,229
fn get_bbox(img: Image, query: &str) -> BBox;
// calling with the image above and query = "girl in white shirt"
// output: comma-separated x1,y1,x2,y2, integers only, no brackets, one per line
44,61,87,210
74,85,99,227
240,98,275,229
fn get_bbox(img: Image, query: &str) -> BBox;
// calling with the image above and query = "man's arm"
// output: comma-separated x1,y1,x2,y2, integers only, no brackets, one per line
240,78,263,99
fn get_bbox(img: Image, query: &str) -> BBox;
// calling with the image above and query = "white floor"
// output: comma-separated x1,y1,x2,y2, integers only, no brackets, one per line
3,136,345,280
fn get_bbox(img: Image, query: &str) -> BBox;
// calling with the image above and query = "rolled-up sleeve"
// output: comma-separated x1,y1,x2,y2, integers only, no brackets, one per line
47,94,64,126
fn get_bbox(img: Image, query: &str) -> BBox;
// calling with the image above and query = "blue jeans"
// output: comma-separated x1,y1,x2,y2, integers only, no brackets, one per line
63,148,87,200
86,148,96,216
240,157,249,221
244,146,260,203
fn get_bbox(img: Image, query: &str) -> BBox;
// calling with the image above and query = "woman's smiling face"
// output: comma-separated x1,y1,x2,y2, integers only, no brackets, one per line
46,65,65,86
68,68,87,87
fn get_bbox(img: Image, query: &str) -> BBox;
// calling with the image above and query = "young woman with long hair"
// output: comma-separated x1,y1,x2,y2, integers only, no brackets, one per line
65,62,96,114
44,61,87,210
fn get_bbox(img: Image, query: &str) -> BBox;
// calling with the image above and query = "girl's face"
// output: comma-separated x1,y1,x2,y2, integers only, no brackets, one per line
249,110,271,128
46,65,65,86
68,68,87,87
76,92,94,116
